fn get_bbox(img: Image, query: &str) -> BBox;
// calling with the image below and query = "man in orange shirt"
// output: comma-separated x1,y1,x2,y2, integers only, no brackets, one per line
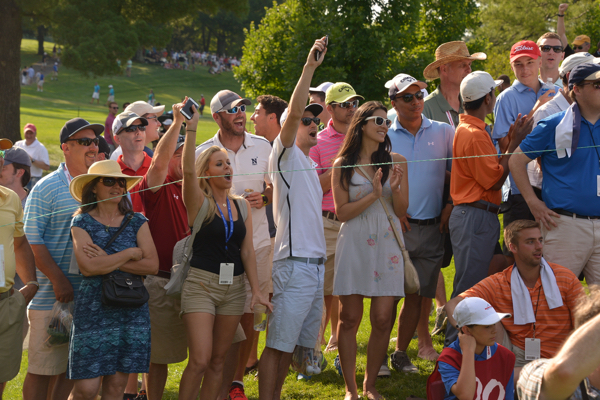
445,220,583,377
446,71,532,345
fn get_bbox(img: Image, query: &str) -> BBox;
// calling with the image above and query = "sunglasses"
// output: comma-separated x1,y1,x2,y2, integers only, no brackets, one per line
580,80,600,89
110,106,119,110
144,115,158,121
396,91,425,103
574,45,585,50
222,105,246,114
540,45,564,53
65,137,100,146
332,100,359,109
301,117,320,126
365,116,392,128
99,177,127,188
122,125,146,133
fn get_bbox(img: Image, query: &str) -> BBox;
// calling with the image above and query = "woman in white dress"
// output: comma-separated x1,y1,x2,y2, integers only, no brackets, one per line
331,101,409,400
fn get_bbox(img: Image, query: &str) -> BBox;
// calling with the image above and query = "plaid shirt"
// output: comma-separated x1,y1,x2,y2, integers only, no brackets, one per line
518,359,600,400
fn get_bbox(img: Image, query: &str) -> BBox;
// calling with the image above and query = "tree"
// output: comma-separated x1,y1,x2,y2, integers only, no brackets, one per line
0,0,246,143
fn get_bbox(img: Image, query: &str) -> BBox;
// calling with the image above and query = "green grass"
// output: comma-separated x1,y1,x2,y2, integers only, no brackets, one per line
7,39,462,399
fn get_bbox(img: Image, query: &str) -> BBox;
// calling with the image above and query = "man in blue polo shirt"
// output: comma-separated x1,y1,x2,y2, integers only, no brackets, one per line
510,63,600,285
493,40,558,261
386,74,455,372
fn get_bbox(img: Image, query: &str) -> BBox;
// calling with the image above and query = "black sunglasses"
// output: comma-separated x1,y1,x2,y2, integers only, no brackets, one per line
65,137,99,146
397,91,425,103
365,116,392,128
301,117,320,126
574,45,585,50
332,100,359,109
540,45,564,53
122,125,146,133
99,177,127,188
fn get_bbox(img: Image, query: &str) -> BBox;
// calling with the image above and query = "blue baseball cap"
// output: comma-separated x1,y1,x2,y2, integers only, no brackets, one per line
568,63,600,90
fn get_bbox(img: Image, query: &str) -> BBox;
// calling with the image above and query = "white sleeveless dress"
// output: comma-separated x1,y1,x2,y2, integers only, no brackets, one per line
332,171,405,297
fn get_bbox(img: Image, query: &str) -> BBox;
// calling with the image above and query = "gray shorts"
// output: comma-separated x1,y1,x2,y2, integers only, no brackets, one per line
403,221,445,298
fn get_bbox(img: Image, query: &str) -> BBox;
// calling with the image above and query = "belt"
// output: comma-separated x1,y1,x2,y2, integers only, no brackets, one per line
156,270,171,279
464,201,500,215
552,209,600,220
407,216,441,226
288,256,325,265
0,288,14,300
322,211,339,221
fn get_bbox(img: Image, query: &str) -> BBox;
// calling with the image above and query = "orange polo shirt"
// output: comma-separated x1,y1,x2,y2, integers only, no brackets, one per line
461,263,584,358
451,114,504,205
117,153,152,214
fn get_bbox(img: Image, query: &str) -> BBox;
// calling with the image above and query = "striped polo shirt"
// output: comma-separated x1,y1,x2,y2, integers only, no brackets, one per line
24,162,82,310
461,262,584,358
309,120,345,214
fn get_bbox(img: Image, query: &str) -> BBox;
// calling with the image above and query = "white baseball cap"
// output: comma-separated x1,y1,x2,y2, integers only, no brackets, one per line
385,74,427,100
559,52,600,76
309,82,334,94
108,85,113,88
453,297,511,328
125,100,165,116
460,71,503,102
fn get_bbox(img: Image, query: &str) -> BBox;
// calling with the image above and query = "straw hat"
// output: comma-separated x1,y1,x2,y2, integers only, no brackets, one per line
423,41,487,81
69,160,143,203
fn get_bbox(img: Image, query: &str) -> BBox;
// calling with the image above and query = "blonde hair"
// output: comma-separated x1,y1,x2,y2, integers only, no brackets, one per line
195,145,242,225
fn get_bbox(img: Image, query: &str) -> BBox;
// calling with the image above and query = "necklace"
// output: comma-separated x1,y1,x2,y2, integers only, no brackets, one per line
103,212,120,232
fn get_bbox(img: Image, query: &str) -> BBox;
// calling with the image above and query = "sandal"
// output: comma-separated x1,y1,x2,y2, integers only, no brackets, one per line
324,339,338,353
244,360,259,375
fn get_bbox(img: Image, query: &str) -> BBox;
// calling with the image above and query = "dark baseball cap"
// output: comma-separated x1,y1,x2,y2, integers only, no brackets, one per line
175,135,186,151
97,136,111,158
59,118,104,145
568,63,600,90
4,147,31,167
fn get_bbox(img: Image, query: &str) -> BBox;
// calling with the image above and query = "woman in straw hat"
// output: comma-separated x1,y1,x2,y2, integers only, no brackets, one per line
178,106,272,400
67,160,158,399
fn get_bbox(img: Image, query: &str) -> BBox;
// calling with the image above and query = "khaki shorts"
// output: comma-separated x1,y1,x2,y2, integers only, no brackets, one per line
0,290,26,383
27,308,70,376
499,323,528,368
145,275,188,365
244,245,273,313
323,216,341,296
181,268,246,317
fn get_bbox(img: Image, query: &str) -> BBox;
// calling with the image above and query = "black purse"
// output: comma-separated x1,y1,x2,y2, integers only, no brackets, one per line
100,213,150,308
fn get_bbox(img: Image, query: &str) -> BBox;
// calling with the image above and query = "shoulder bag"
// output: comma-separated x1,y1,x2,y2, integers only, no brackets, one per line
356,165,420,295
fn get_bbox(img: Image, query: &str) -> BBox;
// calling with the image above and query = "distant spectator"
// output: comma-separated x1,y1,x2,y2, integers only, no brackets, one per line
91,82,100,104
104,102,119,152
22,67,28,85
14,123,50,190
126,59,132,77
41,52,48,70
51,62,58,81
37,74,44,92
107,84,115,105
28,66,34,85
148,89,155,106
497,75,511,93
199,94,205,116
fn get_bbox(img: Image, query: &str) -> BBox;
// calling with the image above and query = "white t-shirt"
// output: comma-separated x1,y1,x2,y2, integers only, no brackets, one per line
269,136,326,262
14,139,50,178
110,146,122,161
196,132,272,250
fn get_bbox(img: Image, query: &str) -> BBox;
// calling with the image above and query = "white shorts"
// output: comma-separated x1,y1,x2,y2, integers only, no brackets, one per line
266,257,324,353
107,95,114,102
92,92,100,99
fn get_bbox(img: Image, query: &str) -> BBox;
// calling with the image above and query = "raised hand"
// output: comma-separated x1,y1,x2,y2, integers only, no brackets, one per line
371,168,383,199
390,164,403,192
306,36,328,69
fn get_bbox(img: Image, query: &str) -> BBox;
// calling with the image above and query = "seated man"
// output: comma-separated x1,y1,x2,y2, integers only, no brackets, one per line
445,220,584,376
429,297,514,400
517,286,600,400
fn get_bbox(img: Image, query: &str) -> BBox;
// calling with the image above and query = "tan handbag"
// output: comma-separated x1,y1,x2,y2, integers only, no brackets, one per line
357,165,420,295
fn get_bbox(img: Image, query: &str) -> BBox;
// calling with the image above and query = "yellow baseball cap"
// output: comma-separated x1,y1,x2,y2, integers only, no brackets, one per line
573,35,591,46
325,82,364,105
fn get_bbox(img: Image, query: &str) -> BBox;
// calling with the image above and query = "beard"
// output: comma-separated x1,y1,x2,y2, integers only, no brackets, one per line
221,116,245,136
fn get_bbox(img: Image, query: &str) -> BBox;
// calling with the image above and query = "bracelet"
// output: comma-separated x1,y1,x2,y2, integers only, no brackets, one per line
261,194,268,206
557,13,564,17
25,281,39,288
186,129,196,132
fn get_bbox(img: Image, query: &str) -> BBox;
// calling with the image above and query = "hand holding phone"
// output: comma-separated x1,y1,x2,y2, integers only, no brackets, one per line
315,35,329,61
180,98,199,120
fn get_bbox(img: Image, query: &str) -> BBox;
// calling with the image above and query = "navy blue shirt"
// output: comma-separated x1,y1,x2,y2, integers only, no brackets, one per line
519,110,600,216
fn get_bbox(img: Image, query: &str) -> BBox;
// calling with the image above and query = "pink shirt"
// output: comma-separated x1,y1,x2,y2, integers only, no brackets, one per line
309,119,345,213
104,113,115,145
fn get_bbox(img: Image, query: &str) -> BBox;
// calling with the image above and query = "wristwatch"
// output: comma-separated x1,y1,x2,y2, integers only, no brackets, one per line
261,194,268,206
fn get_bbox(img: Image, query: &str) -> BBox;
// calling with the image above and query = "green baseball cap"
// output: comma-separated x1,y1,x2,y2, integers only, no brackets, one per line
325,82,364,105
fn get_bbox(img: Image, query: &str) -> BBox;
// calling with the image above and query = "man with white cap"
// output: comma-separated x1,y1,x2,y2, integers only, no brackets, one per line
309,81,364,355
196,90,273,400
445,219,583,377
259,36,327,400
386,74,454,372
14,123,49,190
428,297,514,400
309,82,333,127
445,71,532,346
510,63,600,284
111,100,164,160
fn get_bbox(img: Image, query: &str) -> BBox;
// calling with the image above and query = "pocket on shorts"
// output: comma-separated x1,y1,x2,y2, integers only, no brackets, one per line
272,261,294,293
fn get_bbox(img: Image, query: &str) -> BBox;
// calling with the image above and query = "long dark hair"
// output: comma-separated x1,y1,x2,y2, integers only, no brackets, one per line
336,101,392,191
73,177,133,216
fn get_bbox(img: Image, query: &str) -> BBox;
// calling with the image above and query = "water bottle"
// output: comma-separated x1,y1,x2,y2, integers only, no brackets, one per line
540,77,556,97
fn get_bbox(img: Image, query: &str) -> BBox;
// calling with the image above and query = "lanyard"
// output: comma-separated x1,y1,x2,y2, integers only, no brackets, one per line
446,111,456,130
532,285,542,338
589,127,600,168
216,197,234,250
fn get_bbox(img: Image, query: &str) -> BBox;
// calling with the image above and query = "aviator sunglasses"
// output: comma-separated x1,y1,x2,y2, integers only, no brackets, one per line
301,117,320,126
397,91,425,103
332,100,359,109
65,137,100,146
99,177,127,188
365,116,392,128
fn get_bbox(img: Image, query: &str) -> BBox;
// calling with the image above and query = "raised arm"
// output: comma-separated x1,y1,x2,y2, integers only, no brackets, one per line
181,105,204,226
557,4,569,48
145,100,186,190
280,37,327,148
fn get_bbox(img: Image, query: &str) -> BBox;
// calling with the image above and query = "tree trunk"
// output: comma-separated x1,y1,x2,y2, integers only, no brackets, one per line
216,32,226,55
0,0,22,143
135,47,143,62
37,25,45,55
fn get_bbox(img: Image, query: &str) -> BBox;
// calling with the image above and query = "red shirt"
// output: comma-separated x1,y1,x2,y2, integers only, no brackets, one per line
117,153,152,213
139,175,189,272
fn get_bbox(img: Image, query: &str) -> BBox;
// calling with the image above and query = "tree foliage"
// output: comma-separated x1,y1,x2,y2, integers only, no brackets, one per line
235,0,481,102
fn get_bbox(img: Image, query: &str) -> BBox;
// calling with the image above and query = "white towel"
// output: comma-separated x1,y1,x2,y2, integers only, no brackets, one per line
555,106,574,159
511,258,564,325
